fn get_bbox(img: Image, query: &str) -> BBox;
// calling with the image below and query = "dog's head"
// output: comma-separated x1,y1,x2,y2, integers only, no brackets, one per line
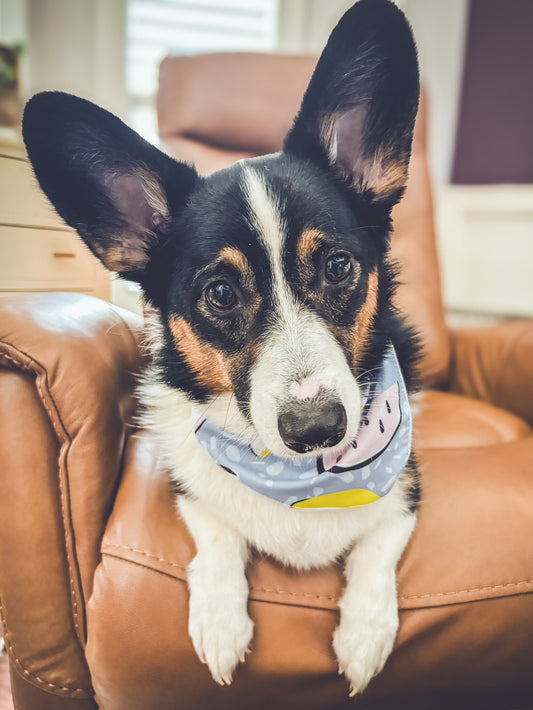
23,0,419,459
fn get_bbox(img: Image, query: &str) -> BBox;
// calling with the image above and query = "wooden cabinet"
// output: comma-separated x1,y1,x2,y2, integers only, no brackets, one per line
0,133,110,299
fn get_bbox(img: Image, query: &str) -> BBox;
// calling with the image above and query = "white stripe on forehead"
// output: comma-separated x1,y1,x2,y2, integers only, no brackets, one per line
242,165,362,445
243,166,316,380
243,167,291,311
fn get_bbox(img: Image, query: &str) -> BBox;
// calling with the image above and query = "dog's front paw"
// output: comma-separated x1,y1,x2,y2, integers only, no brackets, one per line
187,555,254,686
333,609,398,698
189,598,254,685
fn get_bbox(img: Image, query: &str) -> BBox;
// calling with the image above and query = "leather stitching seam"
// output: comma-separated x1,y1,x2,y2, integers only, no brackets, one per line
101,542,533,604
400,579,533,600
102,543,340,601
0,345,85,647
0,602,93,696
103,542,187,571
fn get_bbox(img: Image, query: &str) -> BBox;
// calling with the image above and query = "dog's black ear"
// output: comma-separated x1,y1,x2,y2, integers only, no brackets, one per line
22,92,198,280
284,0,419,208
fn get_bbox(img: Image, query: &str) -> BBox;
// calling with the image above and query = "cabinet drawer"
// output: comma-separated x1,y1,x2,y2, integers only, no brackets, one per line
0,225,102,291
0,153,64,229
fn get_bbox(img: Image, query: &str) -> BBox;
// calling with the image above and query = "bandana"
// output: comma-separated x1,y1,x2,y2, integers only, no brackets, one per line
193,343,412,510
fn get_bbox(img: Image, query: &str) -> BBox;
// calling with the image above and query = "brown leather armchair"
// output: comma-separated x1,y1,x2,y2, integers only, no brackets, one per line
1,53,533,710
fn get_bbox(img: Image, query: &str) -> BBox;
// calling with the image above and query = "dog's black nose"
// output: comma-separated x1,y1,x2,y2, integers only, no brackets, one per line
278,400,347,454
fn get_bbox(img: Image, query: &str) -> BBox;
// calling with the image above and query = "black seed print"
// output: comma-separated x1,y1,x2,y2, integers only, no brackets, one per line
379,419,385,433
386,399,391,413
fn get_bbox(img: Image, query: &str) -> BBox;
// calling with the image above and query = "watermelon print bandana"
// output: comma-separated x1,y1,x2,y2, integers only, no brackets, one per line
193,343,412,510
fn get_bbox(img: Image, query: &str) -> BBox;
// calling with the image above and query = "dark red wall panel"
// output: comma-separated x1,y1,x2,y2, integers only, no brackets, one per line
452,0,533,184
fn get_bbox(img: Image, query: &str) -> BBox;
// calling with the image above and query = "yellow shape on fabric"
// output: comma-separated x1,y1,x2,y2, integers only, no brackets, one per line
259,449,272,458
293,488,380,509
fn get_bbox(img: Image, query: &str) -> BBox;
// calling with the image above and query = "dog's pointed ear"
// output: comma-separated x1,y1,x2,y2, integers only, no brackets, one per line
22,92,198,280
284,0,419,208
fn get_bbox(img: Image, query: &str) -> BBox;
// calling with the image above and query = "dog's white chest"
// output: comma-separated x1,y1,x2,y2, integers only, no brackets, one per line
197,477,405,569
140,375,407,569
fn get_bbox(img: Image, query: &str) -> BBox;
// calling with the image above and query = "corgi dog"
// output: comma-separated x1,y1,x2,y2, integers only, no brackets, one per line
23,0,421,697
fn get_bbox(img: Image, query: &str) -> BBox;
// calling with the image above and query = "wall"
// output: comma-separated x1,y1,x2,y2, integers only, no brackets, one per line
452,0,533,184
0,0,29,99
278,0,354,54
0,0,27,45
25,0,127,118
403,0,468,188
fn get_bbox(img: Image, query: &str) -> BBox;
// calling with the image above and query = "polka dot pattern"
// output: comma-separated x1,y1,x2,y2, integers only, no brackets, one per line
193,344,412,509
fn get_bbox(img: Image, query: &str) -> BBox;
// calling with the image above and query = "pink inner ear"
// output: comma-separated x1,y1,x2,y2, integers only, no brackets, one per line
331,108,407,199
332,108,366,180
108,173,162,233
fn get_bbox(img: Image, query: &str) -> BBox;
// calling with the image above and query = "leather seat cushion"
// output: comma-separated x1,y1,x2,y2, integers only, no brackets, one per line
158,53,316,156
86,432,533,710
415,390,532,449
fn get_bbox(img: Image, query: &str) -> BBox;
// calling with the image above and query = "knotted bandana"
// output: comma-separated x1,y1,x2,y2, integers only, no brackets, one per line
193,343,412,510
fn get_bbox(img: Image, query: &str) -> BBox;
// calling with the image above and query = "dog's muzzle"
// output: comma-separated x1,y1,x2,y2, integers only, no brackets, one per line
192,342,413,510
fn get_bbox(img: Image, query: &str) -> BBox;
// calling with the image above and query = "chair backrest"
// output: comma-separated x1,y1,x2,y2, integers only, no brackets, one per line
157,53,450,387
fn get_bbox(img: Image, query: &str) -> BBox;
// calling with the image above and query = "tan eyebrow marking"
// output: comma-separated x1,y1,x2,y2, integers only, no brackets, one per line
297,228,325,261
217,246,250,273
214,246,257,294
169,315,232,394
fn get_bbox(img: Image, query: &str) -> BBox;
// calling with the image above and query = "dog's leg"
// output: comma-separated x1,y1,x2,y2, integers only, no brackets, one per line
178,496,253,685
333,510,415,697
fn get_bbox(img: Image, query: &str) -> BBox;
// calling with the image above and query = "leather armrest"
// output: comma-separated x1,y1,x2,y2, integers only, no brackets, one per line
0,292,144,702
449,320,533,427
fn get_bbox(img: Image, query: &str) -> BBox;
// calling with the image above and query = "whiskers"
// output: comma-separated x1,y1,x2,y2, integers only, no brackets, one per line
355,366,382,390
223,392,234,431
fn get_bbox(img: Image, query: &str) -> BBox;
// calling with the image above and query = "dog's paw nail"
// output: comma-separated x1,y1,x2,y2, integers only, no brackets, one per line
221,671,234,686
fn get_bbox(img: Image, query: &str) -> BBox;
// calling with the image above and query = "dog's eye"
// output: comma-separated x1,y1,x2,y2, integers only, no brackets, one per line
325,253,352,283
206,281,237,311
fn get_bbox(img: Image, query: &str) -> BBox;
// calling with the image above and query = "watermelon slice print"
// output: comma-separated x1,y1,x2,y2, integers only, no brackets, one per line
320,382,401,473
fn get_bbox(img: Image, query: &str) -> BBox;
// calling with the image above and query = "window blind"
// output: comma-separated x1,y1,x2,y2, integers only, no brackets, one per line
126,0,280,100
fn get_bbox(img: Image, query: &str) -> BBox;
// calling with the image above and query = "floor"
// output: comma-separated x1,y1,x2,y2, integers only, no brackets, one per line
0,651,13,710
